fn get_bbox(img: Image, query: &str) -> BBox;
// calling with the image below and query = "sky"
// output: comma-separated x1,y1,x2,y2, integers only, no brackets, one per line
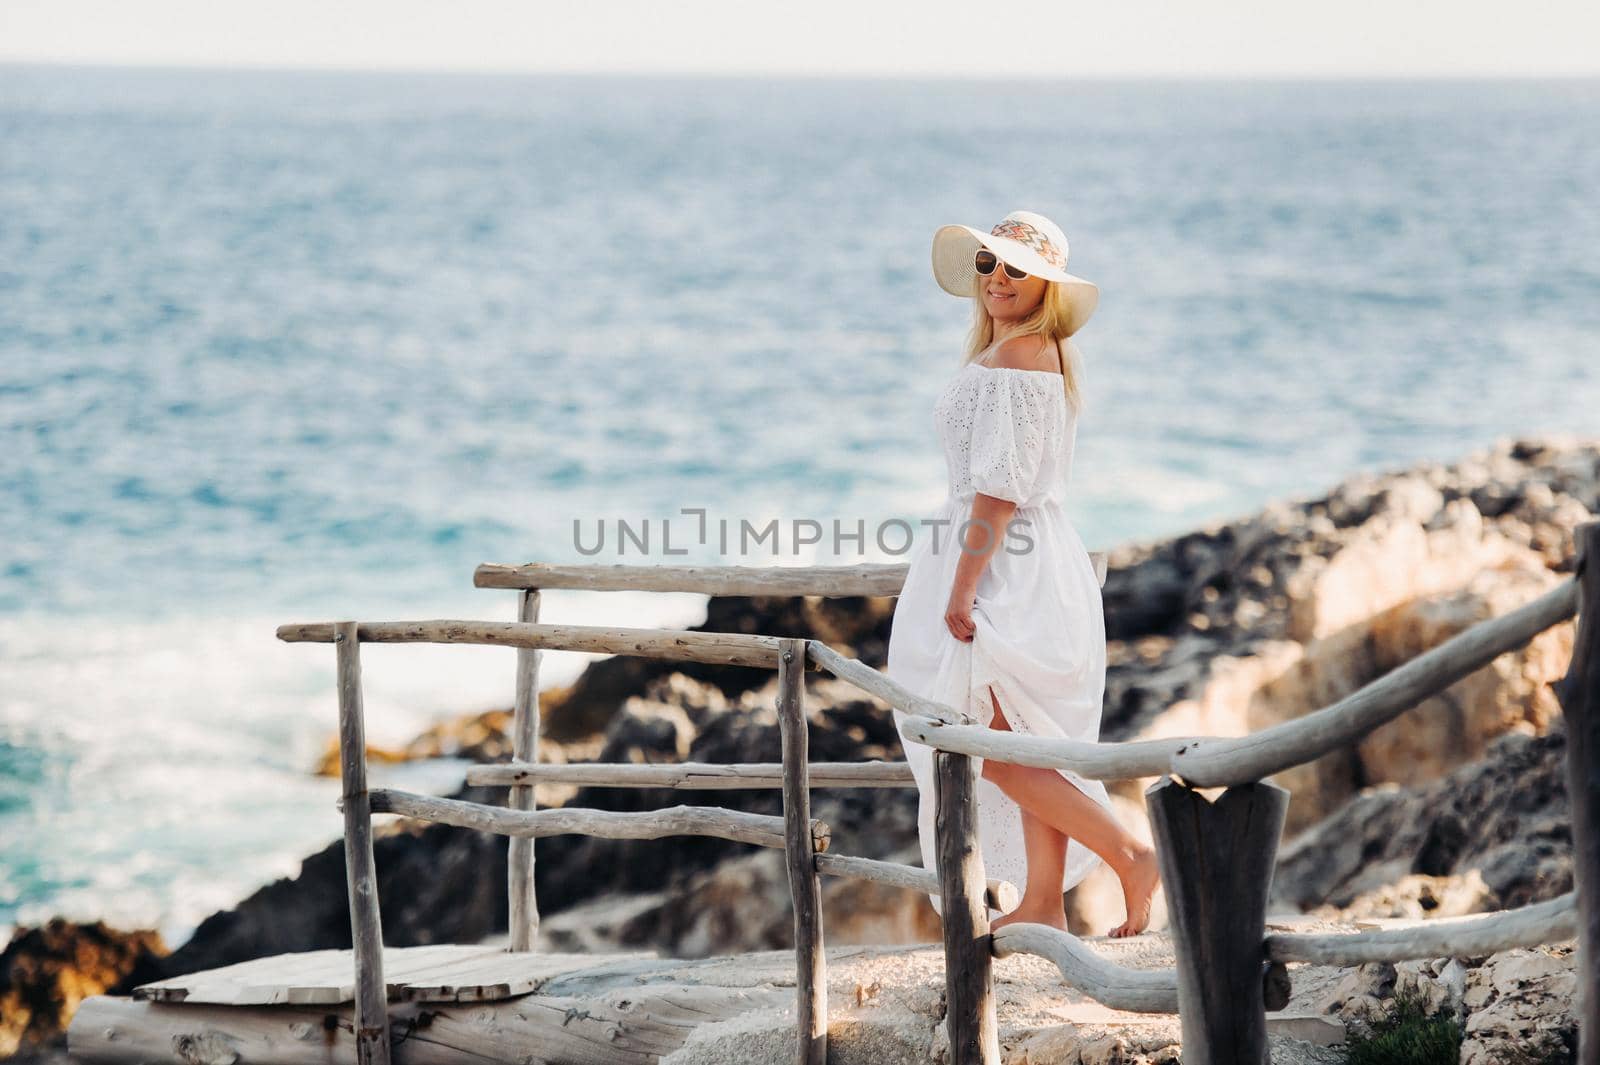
2,0,1599,78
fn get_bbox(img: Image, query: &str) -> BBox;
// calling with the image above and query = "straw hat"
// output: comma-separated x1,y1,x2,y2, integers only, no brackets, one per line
931,209,1099,336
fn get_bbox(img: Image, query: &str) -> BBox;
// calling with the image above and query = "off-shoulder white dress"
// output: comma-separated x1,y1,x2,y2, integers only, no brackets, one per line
886,338,1111,917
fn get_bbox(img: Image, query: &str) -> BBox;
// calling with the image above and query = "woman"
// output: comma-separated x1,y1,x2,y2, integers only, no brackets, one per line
886,209,1159,938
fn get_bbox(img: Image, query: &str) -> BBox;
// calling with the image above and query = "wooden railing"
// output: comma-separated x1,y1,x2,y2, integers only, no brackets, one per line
277,524,1598,1065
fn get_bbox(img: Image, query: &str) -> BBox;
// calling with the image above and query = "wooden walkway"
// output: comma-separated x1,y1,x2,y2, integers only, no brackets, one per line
128,945,660,1006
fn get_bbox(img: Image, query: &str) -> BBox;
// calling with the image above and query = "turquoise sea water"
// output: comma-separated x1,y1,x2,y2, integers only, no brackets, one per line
2,65,1597,943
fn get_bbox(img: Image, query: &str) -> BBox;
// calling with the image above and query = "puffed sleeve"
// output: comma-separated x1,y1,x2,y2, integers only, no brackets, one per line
968,371,1056,505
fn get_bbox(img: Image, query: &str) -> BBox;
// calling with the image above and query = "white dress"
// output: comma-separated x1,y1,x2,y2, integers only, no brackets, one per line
886,339,1112,917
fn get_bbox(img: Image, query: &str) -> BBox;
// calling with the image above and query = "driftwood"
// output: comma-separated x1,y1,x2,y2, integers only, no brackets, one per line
336,621,390,1065
365,787,831,853
1147,776,1290,1065
1171,577,1579,787
468,759,916,789
509,588,542,952
812,853,1020,912
1553,522,1598,1065
806,640,974,725
896,716,1194,781
1265,891,1580,965
936,747,1000,1064
277,619,787,669
777,638,826,1065
991,924,1180,1013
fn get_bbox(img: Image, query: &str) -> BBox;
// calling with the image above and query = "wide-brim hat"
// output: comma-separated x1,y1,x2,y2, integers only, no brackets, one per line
931,209,1099,336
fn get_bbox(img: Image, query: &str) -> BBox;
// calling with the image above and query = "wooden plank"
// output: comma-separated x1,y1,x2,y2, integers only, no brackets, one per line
276,619,786,669
130,946,663,1006
337,620,391,1065
1554,521,1599,1065
778,638,826,1065
468,758,917,789
1146,775,1290,1065
509,587,543,952
936,747,999,1064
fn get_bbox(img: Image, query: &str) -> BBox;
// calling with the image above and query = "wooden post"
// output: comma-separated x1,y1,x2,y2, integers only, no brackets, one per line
335,621,390,1065
935,737,1000,1064
508,588,543,952
1145,775,1289,1065
1554,521,1599,1065
778,638,826,1065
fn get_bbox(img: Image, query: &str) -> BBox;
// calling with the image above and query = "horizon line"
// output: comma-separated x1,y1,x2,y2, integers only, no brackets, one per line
4,57,1600,83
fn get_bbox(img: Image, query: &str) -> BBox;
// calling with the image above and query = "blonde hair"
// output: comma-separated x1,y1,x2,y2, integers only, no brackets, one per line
962,272,1085,413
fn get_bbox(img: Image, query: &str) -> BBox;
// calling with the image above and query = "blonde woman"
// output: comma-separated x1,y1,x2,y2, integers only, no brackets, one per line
886,210,1159,938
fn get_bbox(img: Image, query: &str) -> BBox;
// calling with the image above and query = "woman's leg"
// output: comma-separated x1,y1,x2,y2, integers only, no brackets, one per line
982,695,1071,930
979,687,1160,937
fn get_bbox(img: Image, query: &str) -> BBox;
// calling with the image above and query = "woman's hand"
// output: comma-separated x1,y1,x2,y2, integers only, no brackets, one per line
945,581,978,642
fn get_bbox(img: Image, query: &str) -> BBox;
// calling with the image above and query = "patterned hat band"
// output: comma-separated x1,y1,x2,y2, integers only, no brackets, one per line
989,219,1067,269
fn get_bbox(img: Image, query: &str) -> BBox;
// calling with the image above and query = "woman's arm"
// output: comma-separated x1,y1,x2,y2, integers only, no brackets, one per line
944,491,1016,641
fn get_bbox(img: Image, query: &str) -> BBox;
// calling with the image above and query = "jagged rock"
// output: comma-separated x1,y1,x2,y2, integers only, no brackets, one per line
0,920,167,1056
1272,722,1572,913
1458,945,1581,1064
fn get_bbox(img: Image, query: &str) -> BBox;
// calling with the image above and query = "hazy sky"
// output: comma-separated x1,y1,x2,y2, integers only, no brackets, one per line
3,0,1598,78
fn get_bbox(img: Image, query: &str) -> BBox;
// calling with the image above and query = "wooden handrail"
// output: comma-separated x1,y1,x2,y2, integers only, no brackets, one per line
473,556,1110,595
276,619,790,668
474,561,913,596
991,924,1180,1013
365,787,831,853
467,759,915,788
1264,891,1579,965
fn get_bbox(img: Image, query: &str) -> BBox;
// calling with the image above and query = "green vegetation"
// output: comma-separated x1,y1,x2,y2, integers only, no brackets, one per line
1342,985,1462,1065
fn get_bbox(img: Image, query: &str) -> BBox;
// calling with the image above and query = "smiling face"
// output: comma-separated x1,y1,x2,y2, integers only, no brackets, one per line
978,249,1048,326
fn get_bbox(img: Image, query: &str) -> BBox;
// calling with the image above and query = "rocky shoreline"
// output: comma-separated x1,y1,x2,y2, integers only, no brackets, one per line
5,434,1595,1063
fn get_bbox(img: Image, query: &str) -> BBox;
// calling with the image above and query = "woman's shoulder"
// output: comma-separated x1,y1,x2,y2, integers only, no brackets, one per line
984,333,1064,377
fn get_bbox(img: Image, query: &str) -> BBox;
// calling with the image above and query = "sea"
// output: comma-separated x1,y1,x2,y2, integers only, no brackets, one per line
2,64,1597,947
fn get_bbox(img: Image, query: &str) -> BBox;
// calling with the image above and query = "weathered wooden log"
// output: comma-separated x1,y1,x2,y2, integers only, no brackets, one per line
991,924,1180,1013
508,588,542,952
336,621,390,1065
777,638,826,1065
1146,775,1290,1065
936,747,999,1064
805,640,975,725
897,716,1194,781
365,787,831,853
69,981,787,1065
1171,577,1578,787
812,853,1020,912
277,619,787,669
1265,891,1579,965
1554,521,1598,1065
467,759,916,789
474,560,912,596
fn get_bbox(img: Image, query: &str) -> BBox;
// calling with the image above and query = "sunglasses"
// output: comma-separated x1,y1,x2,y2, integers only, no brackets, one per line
974,248,1029,281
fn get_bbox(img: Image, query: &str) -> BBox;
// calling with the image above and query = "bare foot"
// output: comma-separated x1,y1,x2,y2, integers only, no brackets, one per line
1108,844,1160,938
992,901,1070,933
